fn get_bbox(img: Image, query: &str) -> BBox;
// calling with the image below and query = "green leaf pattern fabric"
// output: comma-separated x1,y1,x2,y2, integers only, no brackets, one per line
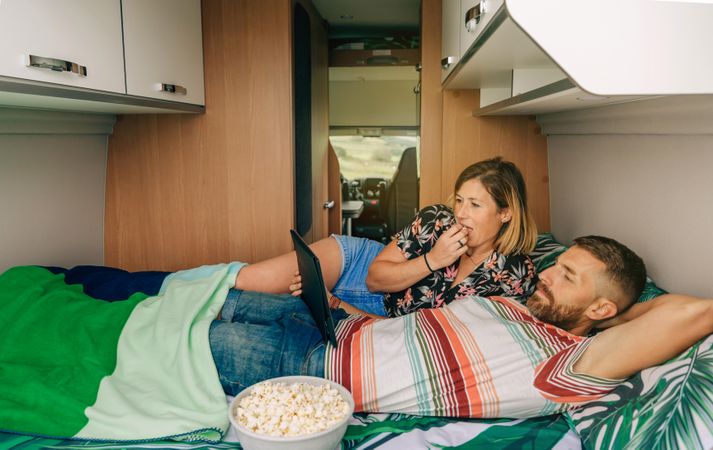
0,413,580,449
568,335,713,450
531,233,568,272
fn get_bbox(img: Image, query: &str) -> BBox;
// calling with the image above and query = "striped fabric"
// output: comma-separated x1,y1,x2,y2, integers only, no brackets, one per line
325,296,620,418
534,340,622,403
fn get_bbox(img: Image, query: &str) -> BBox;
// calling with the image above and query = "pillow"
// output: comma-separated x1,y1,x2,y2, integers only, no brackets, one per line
531,233,568,273
530,234,713,450
567,335,713,450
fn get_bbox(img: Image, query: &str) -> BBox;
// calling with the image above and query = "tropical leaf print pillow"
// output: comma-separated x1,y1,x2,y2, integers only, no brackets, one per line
531,233,568,273
566,334,713,450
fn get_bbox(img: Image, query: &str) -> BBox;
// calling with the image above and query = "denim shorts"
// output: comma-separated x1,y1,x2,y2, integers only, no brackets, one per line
209,289,347,396
331,235,387,316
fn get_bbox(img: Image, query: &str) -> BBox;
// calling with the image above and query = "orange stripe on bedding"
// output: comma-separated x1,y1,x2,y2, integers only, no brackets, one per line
445,307,500,415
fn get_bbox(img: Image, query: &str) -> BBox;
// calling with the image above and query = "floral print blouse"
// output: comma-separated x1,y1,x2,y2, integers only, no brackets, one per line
382,204,537,317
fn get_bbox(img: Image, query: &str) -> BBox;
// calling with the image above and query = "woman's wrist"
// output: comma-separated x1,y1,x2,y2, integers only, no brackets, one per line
423,253,436,273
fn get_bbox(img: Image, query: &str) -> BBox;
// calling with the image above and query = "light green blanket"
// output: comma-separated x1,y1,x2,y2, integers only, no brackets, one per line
0,263,242,442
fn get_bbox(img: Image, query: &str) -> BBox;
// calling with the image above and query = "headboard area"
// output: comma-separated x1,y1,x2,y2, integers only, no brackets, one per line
541,95,713,298
0,108,113,273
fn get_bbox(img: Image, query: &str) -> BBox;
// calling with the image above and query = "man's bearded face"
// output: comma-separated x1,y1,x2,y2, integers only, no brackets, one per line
526,281,587,330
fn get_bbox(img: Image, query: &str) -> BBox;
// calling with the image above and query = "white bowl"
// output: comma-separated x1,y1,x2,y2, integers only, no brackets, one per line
228,376,355,450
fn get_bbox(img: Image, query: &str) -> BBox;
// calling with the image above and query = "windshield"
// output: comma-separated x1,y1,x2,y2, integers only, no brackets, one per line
330,134,419,180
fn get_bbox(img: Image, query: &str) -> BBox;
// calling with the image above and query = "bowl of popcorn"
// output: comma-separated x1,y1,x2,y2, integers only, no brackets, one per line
228,375,354,450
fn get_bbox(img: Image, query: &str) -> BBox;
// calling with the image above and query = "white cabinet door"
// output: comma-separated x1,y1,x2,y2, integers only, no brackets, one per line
122,0,205,105
0,0,125,93
460,0,504,56
441,0,461,82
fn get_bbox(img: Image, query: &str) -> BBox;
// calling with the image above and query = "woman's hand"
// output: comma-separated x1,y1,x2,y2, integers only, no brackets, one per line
426,224,470,270
290,271,384,320
289,271,302,296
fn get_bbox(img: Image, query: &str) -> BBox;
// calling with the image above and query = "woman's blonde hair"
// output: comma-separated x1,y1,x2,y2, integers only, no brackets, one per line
453,157,537,255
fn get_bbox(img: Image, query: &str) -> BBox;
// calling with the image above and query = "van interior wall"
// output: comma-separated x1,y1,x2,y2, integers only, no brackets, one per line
105,0,328,272
419,0,550,233
0,109,111,273
545,96,713,297
419,0,444,208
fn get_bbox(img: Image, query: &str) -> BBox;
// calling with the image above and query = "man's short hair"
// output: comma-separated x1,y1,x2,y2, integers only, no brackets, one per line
573,235,647,310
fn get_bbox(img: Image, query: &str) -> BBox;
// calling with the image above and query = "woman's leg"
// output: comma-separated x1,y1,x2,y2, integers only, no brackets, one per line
234,236,344,294
330,235,388,316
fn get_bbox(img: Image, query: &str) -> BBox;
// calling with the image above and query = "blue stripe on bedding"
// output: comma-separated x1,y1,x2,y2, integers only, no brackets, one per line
45,265,170,301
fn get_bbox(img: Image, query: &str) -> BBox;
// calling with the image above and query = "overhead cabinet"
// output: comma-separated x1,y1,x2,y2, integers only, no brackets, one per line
122,0,205,105
0,0,204,113
441,0,503,82
0,0,125,93
440,0,461,81
442,0,713,115
329,66,420,127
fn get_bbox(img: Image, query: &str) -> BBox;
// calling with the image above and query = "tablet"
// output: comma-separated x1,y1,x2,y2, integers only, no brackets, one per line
290,229,338,347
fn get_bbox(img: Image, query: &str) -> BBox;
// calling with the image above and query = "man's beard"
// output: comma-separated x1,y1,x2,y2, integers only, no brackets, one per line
526,283,586,330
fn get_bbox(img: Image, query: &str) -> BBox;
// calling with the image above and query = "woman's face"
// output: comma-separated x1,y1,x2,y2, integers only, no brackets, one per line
453,178,511,253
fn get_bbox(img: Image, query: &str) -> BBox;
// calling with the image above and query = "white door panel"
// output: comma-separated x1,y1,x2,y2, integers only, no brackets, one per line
122,0,205,105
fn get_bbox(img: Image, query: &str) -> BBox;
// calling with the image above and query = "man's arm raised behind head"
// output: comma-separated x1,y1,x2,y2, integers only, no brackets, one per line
573,294,713,380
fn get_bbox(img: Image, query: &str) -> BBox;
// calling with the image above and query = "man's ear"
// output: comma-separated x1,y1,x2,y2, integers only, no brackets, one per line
586,297,619,321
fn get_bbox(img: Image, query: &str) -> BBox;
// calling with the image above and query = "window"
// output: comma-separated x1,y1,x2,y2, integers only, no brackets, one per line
330,133,419,180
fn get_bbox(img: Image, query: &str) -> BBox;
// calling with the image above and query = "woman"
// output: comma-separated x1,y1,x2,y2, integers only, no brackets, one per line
235,157,538,317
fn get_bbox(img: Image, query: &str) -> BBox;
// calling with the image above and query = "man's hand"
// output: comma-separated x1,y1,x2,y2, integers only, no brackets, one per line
426,224,470,270
595,301,651,329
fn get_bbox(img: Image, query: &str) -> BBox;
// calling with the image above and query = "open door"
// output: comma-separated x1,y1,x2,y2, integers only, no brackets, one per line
327,142,342,235
293,1,330,243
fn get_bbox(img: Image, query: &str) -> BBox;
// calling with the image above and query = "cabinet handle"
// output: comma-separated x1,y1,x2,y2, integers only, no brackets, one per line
323,200,335,209
465,1,487,33
155,83,187,95
441,56,456,70
26,55,87,76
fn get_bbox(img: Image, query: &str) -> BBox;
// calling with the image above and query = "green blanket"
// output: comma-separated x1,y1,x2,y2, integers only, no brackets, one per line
0,264,242,442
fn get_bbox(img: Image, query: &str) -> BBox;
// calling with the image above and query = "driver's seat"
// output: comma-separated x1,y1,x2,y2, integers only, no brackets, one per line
383,147,419,236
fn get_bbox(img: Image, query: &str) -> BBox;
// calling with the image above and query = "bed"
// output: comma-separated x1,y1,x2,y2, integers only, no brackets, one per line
0,234,710,450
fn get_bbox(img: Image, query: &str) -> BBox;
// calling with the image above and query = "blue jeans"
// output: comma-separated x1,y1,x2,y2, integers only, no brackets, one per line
331,235,387,316
209,289,347,396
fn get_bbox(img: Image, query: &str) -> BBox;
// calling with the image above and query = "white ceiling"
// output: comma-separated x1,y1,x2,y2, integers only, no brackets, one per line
311,0,421,35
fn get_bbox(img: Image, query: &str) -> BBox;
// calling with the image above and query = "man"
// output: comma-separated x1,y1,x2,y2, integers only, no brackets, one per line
209,235,713,418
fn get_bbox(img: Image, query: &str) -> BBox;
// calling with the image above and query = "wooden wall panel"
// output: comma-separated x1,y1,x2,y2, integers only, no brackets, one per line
105,0,295,271
441,90,550,231
419,0,444,208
